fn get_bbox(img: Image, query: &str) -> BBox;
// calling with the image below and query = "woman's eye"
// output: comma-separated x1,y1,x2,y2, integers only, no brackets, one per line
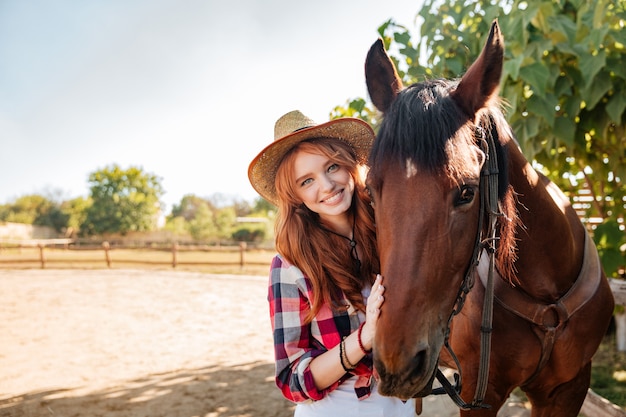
300,178,313,187
455,185,476,206
327,163,339,173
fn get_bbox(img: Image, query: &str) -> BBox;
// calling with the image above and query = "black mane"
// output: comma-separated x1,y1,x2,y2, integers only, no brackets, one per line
368,78,510,200
368,79,466,173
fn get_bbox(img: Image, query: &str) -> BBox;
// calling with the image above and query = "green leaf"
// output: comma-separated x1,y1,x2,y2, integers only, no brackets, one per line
446,55,464,76
579,50,606,87
526,35,555,61
605,89,626,123
555,42,579,56
547,15,577,44
594,219,626,277
553,115,577,146
394,30,412,48
504,54,524,81
502,82,521,116
607,57,626,81
582,73,612,109
554,75,572,97
586,25,610,50
519,62,550,96
527,94,558,127
585,0,611,31
513,115,541,149
503,13,526,47
562,95,582,118
530,1,556,33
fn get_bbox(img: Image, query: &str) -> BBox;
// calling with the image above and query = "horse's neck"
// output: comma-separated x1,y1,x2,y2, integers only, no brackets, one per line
507,146,586,300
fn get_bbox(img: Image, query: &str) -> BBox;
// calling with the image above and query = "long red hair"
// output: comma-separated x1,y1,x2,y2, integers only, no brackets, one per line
274,138,379,323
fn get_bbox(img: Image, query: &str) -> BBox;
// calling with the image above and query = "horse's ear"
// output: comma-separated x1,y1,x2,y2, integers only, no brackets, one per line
451,20,504,118
365,38,404,113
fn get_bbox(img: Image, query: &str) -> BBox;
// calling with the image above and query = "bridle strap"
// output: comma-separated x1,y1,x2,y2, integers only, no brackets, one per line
431,124,501,410
473,125,501,406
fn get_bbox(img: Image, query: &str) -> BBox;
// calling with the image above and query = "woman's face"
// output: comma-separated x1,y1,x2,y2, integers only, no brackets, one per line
292,150,354,222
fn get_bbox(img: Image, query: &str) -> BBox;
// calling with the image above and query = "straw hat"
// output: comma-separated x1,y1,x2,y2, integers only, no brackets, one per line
248,110,375,205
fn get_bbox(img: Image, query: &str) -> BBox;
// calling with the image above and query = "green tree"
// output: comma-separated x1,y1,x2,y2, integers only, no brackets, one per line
169,194,215,221
252,197,276,215
187,203,216,241
166,194,245,242
232,198,253,217
335,0,626,276
61,197,91,236
163,215,188,236
0,194,68,232
81,164,163,235
214,206,237,240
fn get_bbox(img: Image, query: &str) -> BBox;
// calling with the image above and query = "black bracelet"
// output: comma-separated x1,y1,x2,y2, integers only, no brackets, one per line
339,338,354,372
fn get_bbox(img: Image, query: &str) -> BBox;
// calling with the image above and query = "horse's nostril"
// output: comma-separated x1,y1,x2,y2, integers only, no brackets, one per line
408,349,427,380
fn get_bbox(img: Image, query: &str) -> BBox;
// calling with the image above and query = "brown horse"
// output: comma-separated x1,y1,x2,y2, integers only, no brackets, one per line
364,20,615,416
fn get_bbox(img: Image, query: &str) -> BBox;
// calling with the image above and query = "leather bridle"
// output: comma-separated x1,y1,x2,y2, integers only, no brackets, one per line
430,124,502,410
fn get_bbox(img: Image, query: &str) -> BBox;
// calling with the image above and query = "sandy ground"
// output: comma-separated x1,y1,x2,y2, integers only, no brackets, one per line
0,269,530,417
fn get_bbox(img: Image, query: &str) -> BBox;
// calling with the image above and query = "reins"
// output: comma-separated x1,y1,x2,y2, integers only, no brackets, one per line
430,124,502,410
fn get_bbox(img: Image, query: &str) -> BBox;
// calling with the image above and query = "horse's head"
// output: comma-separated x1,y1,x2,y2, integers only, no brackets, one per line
365,20,510,399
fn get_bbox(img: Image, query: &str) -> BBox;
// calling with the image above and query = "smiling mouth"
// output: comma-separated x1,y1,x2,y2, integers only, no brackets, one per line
322,190,343,204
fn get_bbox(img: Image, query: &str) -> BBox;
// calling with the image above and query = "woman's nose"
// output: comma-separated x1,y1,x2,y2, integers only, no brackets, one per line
320,174,335,192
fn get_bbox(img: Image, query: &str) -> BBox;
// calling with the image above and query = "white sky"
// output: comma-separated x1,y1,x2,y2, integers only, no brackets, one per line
0,0,423,212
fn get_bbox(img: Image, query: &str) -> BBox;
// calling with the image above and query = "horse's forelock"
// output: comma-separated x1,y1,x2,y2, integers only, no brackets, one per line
369,79,475,183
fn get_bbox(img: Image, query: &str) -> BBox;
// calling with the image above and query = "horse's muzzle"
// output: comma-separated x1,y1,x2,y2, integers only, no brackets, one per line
374,348,438,399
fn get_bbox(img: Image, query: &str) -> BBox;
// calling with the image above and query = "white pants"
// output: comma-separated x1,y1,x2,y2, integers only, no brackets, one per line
294,377,416,417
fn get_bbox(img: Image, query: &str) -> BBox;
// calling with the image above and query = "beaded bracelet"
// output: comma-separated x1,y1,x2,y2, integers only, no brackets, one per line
357,322,372,355
339,338,357,372
339,338,352,372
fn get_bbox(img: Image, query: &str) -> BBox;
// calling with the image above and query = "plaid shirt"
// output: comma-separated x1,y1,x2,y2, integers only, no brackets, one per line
268,254,374,403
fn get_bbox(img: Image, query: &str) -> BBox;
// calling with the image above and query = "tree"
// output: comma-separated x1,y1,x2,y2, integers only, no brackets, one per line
0,194,68,232
166,194,246,242
214,206,237,240
61,197,91,236
187,203,216,241
252,197,276,215
169,194,215,221
334,0,625,276
81,164,164,235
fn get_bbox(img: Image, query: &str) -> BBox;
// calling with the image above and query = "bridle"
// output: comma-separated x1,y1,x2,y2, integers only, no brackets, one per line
430,123,503,410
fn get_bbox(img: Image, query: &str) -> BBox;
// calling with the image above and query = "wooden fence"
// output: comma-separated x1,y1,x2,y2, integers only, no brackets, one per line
0,239,273,272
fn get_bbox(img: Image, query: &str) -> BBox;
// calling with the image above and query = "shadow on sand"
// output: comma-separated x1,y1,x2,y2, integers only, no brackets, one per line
0,361,294,417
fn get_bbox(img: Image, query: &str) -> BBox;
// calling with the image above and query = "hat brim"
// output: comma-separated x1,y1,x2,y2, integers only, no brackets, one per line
248,118,374,206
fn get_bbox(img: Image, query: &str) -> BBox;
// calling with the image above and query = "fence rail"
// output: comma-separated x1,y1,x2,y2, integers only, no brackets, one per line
0,239,273,271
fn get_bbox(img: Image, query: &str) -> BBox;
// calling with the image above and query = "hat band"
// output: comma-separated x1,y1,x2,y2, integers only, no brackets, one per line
292,125,314,133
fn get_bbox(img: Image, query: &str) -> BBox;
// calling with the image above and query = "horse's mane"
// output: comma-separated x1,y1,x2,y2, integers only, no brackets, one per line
369,79,465,173
369,78,520,284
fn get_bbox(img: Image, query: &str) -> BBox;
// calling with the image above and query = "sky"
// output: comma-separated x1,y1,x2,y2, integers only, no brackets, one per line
0,0,423,213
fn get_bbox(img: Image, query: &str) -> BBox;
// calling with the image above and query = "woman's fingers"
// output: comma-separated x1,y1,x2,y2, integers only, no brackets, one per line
362,275,386,350
367,274,385,315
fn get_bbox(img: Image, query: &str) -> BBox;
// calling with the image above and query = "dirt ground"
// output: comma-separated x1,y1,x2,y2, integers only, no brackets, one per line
0,269,530,417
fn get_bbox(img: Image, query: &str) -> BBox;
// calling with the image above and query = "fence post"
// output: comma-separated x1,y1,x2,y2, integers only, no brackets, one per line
38,243,45,269
172,242,178,268
239,242,247,268
103,241,111,268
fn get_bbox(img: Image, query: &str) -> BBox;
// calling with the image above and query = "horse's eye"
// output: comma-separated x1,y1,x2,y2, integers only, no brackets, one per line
455,185,476,206
366,186,376,208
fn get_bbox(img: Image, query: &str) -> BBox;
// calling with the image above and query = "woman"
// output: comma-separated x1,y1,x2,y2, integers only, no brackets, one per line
248,110,416,416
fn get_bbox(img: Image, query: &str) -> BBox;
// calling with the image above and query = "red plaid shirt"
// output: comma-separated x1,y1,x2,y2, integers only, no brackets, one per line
267,254,374,403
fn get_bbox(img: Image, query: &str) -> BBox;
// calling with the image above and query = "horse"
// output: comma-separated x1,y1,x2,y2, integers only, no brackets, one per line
363,20,615,416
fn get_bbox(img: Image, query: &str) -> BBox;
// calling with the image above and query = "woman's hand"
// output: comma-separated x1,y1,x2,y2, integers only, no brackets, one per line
361,274,385,351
